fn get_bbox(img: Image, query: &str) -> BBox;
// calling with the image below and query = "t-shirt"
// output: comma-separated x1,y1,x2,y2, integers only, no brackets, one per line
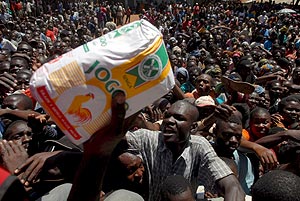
46,30,56,42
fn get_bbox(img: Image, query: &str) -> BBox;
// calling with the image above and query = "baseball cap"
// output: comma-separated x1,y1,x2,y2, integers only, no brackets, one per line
195,96,216,107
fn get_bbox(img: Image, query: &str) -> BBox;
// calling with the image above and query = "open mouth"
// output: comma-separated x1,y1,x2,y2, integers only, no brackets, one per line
290,115,298,119
163,126,176,134
163,132,175,137
229,146,237,151
162,126,176,139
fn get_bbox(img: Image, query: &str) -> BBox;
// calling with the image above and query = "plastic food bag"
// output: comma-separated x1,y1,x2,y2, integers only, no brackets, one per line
30,20,175,144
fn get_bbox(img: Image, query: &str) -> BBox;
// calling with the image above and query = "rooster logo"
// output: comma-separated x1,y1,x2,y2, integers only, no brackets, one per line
66,93,94,124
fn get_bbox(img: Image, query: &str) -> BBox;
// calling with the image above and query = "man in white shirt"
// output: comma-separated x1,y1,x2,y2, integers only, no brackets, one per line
0,30,17,53
257,11,268,25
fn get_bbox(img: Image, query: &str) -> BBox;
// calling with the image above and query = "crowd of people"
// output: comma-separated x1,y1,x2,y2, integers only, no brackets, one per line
0,0,300,200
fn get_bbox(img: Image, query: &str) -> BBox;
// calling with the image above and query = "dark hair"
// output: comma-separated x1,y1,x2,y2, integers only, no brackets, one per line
232,103,250,128
217,110,243,126
215,110,243,135
3,120,28,140
265,79,281,90
187,66,201,74
236,55,251,68
277,57,290,68
278,95,300,113
160,175,192,200
250,107,270,120
277,140,300,164
252,170,300,201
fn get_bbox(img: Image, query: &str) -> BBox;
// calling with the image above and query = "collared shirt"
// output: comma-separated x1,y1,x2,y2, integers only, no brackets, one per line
126,129,232,201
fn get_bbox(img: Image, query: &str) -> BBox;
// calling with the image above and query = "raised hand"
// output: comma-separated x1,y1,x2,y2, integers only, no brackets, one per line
214,104,236,120
271,113,285,128
254,144,278,171
68,90,127,201
0,140,28,174
83,90,126,155
14,151,62,187
27,113,50,133
0,72,17,95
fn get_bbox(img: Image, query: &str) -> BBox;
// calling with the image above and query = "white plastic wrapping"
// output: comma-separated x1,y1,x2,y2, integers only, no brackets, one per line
30,20,175,144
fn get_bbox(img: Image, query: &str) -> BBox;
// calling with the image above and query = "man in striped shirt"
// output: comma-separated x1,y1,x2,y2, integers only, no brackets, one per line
126,100,245,200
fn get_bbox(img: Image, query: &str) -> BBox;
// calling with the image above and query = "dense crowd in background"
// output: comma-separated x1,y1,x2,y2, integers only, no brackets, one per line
0,0,300,200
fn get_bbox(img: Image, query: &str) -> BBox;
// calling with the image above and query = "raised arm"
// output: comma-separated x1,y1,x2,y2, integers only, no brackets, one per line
255,130,300,148
240,138,278,170
67,91,126,201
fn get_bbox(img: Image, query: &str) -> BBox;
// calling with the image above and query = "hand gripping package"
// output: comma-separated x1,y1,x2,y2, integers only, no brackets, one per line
30,20,175,145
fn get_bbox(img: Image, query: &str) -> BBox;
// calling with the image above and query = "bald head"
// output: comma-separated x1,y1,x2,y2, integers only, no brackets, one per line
171,100,199,122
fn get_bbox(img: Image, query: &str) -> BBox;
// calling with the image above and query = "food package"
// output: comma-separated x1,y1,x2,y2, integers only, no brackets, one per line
30,19,175,145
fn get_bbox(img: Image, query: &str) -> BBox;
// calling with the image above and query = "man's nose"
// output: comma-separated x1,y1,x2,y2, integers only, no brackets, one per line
165,116,175,123
229,136,238,143
257,123,265,127
22,134,32,143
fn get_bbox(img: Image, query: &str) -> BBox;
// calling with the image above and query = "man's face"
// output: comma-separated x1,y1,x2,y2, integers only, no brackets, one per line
216,121,243,155
189,69,200,86
177,72,187,85
170,55,178,67
10,57,29,75
250,112,271,139
199,49,207,61
195,74,212,96
220,60,230,74
16,71,32,91
177,36,183,43
17,44,33,57
187,56,197,63
169,39,177,47
251,50,261,62
5,122,32,150
118,153,144,185
248,92,262,110
0,61,10,74
281,101,300,124
292,67,300,81
161,101,197,145
259,92,270,109
270,82,284,99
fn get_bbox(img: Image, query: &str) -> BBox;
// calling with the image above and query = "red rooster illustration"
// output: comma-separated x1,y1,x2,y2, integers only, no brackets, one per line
66,93,94,124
